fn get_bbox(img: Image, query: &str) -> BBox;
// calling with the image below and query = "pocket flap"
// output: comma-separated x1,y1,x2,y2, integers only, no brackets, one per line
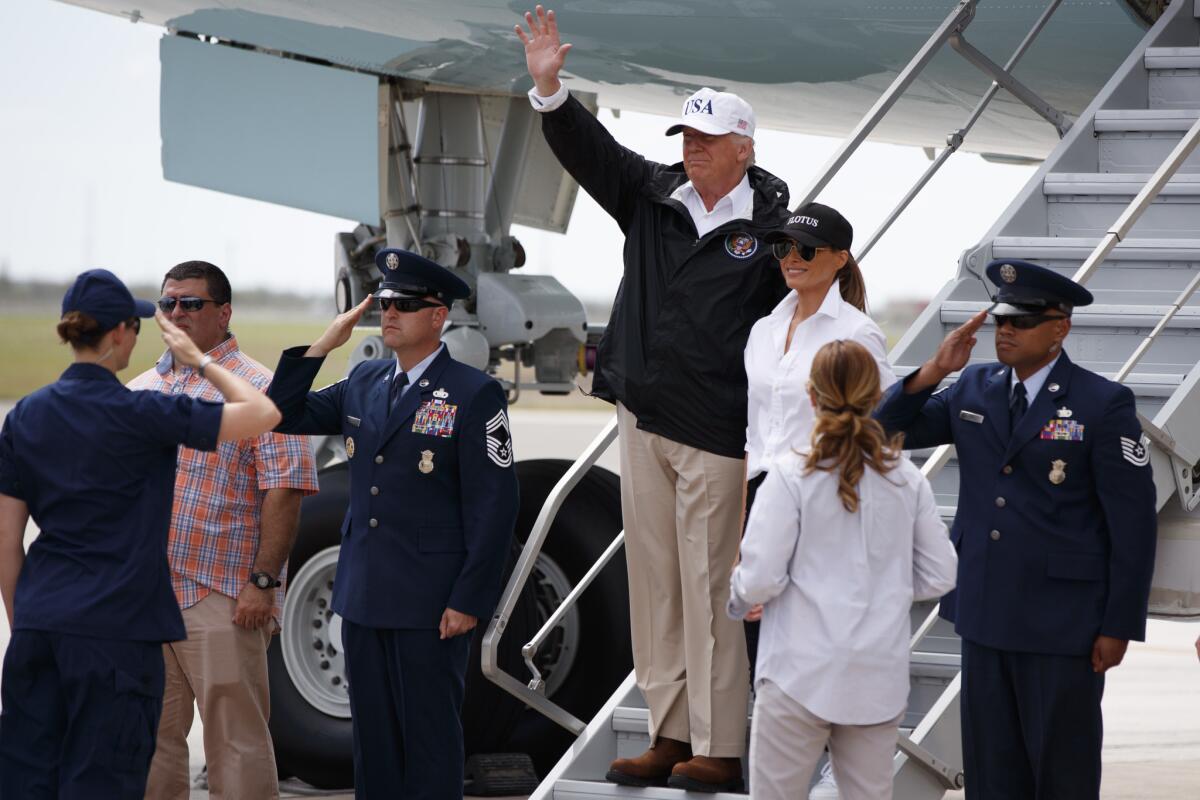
1046,552,1105,581
418,526,466,553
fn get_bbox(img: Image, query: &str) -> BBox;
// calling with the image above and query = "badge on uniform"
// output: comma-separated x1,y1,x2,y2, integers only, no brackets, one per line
346,436,356,459
412,399,457,438
486,410,513,467
959,410,984,424
1049,459,1066,485
1041,419,1084,441
419,449,435,474
1120,434,1150,467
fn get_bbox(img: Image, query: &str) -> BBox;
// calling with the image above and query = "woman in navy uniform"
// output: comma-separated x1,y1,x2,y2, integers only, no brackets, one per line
875,260,1157,799
267,249,519,800
0,269,282,798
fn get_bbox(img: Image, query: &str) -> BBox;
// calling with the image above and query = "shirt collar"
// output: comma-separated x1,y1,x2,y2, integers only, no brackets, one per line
61,362,121,383
394,343,444,386
155,334,239,375
1011,353,1061,402
768,281,845,323
670,172,753,219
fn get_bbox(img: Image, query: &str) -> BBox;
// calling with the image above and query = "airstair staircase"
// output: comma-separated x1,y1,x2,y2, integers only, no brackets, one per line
484,1,1200,797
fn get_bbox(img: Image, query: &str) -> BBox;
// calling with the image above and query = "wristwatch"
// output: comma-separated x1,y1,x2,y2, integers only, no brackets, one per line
197,354,213,378
250,571,281,590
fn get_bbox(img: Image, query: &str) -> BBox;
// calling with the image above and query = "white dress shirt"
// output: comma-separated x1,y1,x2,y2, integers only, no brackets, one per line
1010,353,1061,407
393,344,444,399
744,283,896,479
728,452,958,724
528,85,754,236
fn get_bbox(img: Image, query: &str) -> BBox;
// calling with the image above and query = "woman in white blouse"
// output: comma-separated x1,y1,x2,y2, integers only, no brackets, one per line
729,339,958,800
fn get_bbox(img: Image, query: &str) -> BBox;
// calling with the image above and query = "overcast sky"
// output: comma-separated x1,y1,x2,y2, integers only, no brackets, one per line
1,1,1039,310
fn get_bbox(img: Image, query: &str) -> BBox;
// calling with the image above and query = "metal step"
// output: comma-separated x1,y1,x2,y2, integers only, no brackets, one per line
553,780,748,799
1095,109,1200,172
1044,173,1200,237
1145,47,1200,109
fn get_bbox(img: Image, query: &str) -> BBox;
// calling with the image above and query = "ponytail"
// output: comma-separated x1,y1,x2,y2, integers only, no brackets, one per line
836,253,867,313
803,340,903,513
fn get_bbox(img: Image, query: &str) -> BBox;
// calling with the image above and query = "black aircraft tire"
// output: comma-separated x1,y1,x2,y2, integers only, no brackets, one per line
269,464,354,790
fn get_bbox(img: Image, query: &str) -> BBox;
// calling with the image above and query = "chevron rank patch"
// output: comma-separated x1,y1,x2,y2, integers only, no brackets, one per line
1120,434,1150,467
485,410,513,467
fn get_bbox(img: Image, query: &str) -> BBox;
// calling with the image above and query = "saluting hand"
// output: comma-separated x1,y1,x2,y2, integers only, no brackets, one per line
156,310,205,368
439,607,478,639
906,310,988,394
306,295,373,358
516,5,572,97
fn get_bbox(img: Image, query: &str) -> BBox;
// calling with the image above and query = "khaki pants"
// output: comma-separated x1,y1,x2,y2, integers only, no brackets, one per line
750,679,901,800
144,592,278,800
617,403,749,757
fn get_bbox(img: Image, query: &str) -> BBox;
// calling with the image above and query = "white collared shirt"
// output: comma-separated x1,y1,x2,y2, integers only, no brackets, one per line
393,344,444,399
744,283,896,479
1010,353,1061,406
528,85,754,236
728,452,958,724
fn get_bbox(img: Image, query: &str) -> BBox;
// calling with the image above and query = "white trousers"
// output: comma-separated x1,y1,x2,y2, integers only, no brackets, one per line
749,679,901,800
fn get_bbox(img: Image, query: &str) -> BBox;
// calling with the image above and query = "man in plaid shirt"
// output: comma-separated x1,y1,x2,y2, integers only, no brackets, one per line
130,261,318,800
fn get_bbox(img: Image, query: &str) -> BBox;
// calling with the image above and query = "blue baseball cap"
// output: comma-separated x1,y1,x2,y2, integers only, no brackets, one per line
374,248,470,306
986,259,1093,317
61,269,156,331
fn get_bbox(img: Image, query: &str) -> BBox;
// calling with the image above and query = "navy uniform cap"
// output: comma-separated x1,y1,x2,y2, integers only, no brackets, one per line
374,248,470,305
986,259,1093,317
62,268,156,331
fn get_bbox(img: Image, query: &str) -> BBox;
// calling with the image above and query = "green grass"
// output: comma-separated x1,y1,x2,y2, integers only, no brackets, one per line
0,314,378,399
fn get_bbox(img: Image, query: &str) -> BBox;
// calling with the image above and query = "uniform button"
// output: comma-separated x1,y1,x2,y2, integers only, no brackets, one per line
995,497,1006,508
990,530,1001,541
370,486,379,496
369,518,378,528
1002,465,1013,475
375,455,384,464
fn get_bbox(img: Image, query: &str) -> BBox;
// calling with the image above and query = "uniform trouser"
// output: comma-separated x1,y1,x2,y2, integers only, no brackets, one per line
0,630,164,800
341,621,471,800
749,679,901,800
961,638,1104,800
616,403,749,757
143,592,276,800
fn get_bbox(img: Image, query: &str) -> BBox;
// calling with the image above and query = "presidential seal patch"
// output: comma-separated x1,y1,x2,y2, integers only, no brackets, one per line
725,232,758,260
1120,434,1150,467
485,410,513,467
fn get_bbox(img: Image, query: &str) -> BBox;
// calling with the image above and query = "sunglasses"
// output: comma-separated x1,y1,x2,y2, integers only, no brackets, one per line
772,241,828,261
377,297,445,313
993,313,1068,330
158,296,220,313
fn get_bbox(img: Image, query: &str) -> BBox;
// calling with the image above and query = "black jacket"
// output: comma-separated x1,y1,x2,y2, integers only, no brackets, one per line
541,94,791,458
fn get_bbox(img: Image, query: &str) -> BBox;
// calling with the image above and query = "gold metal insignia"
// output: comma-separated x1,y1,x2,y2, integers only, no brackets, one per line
345,436,355,459
418,450,435,474
1049,459,1066,485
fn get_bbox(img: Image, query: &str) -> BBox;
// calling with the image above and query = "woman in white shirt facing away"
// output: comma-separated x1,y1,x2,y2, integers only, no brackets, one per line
729,339,958,800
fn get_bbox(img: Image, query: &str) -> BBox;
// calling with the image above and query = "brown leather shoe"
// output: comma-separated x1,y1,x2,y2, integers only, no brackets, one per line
606,737,692,787
667,755,745,793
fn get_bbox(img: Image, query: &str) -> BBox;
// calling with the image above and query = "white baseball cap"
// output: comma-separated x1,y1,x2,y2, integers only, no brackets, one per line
665,87,756,139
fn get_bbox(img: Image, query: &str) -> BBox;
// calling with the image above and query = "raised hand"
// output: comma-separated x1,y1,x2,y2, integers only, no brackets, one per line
932,310,988,375
156,310,204,368
515,5,572,97
306,295,373,358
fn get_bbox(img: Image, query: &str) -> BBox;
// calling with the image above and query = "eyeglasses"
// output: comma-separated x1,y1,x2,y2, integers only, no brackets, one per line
377,297,445,313
772,241,828,261
126,317,141,334
993,313,1068,330
158,296,219,313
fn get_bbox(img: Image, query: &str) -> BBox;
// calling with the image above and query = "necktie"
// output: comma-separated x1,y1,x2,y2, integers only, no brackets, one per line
1010,381,1028,427
389,371,409,412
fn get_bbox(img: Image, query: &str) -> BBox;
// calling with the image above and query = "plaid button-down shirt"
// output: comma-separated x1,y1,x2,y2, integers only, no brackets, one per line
129,335,318,624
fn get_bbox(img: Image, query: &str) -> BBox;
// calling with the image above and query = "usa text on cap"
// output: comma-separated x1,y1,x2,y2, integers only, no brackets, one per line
985,259,1093,317
374,248,471,305
763,202,853,252
665,88,756,139
61,269,157,331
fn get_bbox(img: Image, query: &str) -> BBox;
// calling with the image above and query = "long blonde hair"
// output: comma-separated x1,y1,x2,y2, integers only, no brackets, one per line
804,339,904,512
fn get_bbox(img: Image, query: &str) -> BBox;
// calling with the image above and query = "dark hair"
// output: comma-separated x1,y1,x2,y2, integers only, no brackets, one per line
837,253,867,313
803,339,904,513
161,260,232,305
57,310,107,350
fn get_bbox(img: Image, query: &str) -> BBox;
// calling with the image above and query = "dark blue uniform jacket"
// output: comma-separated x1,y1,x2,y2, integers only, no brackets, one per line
268,346,519,629
876,352,1156,656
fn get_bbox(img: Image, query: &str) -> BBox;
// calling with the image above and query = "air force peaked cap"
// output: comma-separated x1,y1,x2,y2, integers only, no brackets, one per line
374,248,470,305
986,259,1093,316
61,268,156,331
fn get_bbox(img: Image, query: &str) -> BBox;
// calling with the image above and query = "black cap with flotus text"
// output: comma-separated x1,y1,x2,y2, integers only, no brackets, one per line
764,202,854,251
